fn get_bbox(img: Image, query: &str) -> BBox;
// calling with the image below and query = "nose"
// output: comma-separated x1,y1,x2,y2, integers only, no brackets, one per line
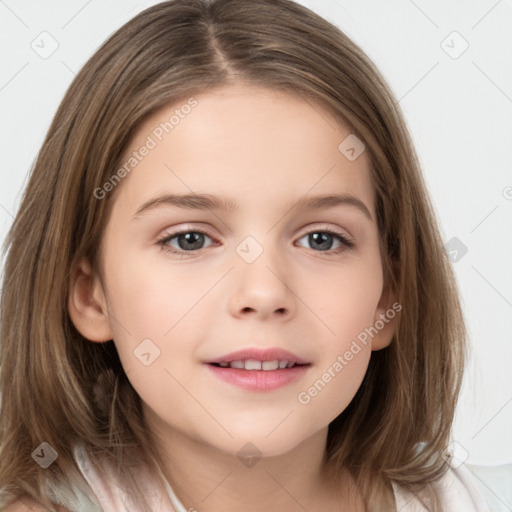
228,246,296,321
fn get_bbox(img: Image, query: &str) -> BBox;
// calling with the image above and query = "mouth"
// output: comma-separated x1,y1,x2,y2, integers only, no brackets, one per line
205,360,311,391
208,360,310,370
203,348,311,390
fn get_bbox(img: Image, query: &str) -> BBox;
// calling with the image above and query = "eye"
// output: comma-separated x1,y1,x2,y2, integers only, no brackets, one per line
296,228,354,254
157,229,216,255
156,226,354,257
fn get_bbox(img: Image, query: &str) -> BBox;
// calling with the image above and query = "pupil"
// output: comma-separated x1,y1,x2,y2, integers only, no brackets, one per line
178,232,204,250
310,232,333,251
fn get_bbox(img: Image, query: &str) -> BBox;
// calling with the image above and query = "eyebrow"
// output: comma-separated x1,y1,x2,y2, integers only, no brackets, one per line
132,192,373,221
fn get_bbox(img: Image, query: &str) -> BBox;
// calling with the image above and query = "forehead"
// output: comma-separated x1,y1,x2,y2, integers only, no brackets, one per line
111,83,375,219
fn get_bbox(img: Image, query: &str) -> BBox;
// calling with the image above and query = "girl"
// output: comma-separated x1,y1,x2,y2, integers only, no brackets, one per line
0,0,492,510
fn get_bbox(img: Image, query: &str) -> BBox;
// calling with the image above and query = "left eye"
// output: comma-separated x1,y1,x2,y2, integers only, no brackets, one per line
296,231,352,252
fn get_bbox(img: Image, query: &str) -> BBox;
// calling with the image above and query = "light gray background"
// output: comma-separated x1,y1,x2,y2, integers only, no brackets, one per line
0,0,511,468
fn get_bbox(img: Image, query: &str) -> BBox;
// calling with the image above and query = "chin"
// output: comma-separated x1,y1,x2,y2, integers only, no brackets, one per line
206,427,311,461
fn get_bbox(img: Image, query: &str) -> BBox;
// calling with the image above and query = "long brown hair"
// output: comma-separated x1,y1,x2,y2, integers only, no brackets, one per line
0,1,466,510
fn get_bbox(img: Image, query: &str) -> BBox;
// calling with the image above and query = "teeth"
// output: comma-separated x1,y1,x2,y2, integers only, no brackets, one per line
216,359,298,370
244,359,262,370
262,360,279,370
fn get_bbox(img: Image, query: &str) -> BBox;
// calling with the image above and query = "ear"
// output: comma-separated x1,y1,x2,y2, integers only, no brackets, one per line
68,257,113,342
371,285,400,351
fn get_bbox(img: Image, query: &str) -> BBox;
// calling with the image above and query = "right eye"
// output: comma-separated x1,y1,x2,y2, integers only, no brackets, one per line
157,229,217,254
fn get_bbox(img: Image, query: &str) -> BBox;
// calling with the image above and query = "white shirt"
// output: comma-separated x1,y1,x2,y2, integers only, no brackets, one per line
391,463,492,511
42,443,497,511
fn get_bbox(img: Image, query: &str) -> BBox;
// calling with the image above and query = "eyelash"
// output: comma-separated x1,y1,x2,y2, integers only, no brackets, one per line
156,226,355,257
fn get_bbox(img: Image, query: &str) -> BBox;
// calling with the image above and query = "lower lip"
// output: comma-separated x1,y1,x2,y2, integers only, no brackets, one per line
205,364,311,391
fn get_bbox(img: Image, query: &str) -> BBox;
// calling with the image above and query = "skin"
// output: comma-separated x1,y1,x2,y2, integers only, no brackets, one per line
69,82,397,511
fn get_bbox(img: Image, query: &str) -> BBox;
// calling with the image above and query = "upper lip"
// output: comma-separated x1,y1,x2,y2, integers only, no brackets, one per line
204,348,310,365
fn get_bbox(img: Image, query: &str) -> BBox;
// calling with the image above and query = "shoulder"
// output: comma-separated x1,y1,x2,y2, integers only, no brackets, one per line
466,463,512,512
434,463,491,510
4,500,69,512
393,463,492,511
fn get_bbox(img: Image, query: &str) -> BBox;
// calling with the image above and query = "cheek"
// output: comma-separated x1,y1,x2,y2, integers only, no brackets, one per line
102,249,214,378
298,345,371,423
296,294,374,431
304,255,383,344
104,247,204,333
293,258,381,422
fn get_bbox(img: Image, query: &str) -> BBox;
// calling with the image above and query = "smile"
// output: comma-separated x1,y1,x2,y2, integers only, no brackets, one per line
205,361,311,391
210,359,303,370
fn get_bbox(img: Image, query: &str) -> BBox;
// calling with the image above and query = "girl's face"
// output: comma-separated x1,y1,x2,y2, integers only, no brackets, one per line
75,83,395,458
